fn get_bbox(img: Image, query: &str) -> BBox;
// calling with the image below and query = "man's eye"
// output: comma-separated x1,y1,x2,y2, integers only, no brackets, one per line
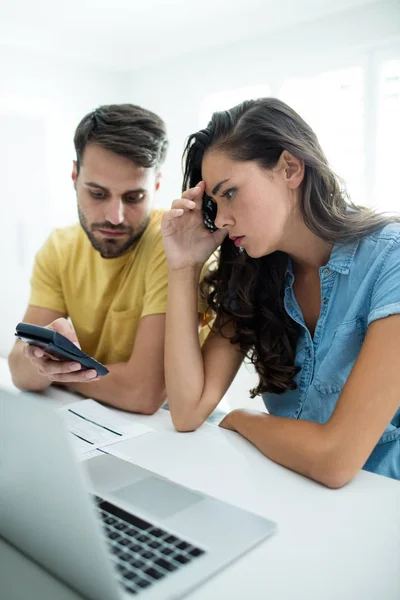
90,191,106,200
125,193,145,204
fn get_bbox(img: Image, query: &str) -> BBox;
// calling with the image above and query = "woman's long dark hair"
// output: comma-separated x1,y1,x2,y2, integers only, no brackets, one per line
183,98,397,397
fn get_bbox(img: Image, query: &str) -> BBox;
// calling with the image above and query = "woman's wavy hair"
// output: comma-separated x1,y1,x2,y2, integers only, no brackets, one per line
182,97,397,397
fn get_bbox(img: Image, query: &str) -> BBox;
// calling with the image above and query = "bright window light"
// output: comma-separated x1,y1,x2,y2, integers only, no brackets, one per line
375,58,400,213
279,67,365,206
198,84,271,128
199,54,400,216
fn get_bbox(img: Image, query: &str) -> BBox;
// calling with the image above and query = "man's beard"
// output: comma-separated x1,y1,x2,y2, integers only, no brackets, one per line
78,207,149,258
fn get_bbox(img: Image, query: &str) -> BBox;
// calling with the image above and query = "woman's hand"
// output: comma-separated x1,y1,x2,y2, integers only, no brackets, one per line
161,181,227,271
219,410,241,431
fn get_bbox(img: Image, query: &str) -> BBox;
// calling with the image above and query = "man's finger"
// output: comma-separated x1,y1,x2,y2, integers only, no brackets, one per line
36,357,83,376
24,344,44,359
48,370,99,383
48,318,81,348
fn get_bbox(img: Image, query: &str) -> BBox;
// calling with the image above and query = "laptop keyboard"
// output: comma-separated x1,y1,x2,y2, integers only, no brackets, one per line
95,498,206,596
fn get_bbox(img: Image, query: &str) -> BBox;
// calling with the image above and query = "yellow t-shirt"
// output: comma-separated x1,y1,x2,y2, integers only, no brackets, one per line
29,210,209,364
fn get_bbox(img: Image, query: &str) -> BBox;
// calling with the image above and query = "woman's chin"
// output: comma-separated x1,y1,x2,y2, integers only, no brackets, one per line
246,246,272,259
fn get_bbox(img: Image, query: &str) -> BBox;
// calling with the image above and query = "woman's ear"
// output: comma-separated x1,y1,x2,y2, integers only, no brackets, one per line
280,150,304,189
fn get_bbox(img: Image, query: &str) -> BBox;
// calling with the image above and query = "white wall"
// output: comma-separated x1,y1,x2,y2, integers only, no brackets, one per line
128,0,400,207
126,0,400,410
0,50,131,356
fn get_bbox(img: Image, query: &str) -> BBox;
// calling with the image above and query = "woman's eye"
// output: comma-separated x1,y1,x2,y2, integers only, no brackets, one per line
222,188,235,200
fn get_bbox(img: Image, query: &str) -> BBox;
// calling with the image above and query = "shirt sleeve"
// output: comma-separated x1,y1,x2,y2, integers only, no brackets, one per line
368,237,400,326
29,233,67,314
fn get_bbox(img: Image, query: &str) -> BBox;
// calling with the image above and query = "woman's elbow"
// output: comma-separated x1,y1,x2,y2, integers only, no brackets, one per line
170,411,202,433
311,455,358,489
317,470,353,489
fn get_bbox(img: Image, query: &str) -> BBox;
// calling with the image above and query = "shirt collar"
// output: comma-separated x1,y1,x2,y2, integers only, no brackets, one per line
284,237,360,286
326,238,360,274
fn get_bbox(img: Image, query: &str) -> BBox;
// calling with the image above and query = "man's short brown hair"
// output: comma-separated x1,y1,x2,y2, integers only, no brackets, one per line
74,104,168,172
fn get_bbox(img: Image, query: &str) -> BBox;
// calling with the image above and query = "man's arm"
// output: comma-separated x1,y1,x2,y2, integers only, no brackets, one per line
8,305,67,391
10,307,167,414
67,313,167,414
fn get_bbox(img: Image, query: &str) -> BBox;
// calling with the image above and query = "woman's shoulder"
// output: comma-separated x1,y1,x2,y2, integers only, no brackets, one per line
365,221,400,245
353,222,400,280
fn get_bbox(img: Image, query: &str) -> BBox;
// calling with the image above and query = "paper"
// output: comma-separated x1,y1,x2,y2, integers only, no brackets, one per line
60,399,153,461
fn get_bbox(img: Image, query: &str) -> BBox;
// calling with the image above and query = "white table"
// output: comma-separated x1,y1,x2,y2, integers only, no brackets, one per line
1,366,400,600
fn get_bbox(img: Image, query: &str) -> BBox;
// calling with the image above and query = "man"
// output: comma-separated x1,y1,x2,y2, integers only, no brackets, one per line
8,104,182,414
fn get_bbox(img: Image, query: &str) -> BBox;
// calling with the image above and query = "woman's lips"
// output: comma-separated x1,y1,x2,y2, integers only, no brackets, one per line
230,236,245,247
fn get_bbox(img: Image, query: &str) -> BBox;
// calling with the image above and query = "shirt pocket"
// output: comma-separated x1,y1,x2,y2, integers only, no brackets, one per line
109,306,142,362
314,317,365,395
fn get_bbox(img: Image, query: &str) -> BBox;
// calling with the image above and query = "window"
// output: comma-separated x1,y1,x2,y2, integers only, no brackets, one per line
199,51,400,214
199,84,270,127
279,67,365,205
375,58,400,212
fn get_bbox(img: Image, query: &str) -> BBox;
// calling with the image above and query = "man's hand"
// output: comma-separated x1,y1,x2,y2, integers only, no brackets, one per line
23,317,99,384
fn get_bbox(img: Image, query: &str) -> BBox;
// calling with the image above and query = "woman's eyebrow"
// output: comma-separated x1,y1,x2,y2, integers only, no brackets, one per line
212,178,230,195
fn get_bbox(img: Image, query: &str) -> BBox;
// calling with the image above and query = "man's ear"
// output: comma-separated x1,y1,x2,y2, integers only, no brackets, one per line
155,171,162,192
279,150,304,190
71,160,78,187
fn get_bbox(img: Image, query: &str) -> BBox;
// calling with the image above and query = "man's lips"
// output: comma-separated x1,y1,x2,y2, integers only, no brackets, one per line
96,229,129,238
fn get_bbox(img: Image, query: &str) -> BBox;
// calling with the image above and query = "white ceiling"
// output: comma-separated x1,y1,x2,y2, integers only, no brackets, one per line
0,0,383,71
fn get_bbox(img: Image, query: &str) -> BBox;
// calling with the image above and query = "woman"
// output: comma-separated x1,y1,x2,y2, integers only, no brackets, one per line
161,98,400,487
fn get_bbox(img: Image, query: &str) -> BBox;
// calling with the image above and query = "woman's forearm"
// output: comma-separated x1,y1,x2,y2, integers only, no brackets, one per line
165,266,207,423
222,410,350,488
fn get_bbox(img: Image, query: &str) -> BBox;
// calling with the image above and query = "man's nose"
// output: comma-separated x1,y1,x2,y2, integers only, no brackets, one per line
105,198,125,225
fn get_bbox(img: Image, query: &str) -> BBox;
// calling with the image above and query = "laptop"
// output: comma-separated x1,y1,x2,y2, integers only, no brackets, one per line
0,388,276,600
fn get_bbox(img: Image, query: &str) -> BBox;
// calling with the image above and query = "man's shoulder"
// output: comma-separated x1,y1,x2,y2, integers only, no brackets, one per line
38,224,89,271
141,209,166,246
48,223,84,249
148,209,165,232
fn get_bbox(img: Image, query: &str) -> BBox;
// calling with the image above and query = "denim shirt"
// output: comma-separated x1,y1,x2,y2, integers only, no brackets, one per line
262,223,400,480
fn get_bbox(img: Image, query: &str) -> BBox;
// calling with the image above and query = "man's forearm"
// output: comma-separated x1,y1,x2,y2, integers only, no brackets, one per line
67,362,166,415
8,342,51,392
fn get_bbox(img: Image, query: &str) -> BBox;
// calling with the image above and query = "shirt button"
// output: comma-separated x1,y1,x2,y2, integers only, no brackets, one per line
322,297,328,304
323,268,330,275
